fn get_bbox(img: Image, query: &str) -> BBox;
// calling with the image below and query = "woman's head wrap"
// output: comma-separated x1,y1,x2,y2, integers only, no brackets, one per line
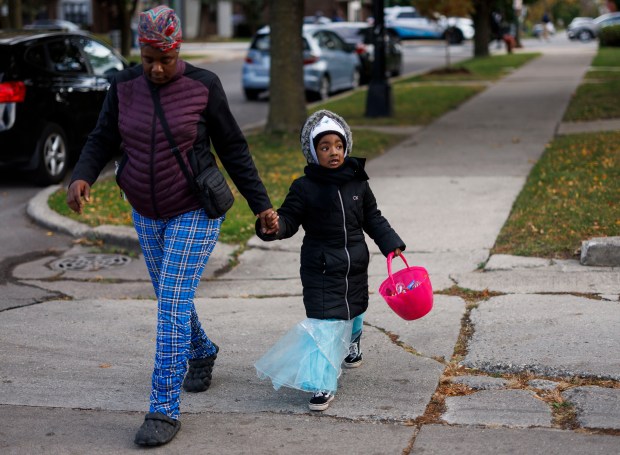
138,5,182,52
300,110,353,164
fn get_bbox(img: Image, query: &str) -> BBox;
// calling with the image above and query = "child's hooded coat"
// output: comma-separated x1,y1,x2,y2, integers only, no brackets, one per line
257,110,405,321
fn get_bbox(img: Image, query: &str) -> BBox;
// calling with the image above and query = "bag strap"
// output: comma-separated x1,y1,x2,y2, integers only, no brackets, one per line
149,88,197,190
387,252,411,289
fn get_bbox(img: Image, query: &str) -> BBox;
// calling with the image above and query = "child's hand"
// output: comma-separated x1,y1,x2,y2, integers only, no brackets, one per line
258,209,279,234
393,248,402,257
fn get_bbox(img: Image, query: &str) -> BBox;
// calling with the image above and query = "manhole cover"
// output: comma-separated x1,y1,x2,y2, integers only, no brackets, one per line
49,254,132,272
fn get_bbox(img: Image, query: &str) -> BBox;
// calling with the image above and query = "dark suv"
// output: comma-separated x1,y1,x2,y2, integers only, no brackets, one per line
0,30,128,185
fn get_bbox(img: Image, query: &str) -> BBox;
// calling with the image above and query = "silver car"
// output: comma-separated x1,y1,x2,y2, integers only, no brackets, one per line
241,25,360,101
567,12,620,42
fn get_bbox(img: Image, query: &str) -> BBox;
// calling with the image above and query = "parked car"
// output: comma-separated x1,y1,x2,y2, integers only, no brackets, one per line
383,6,444,40
241,25,360,101
24,19,81,32
319,22,403,84
0,30,128,184
567,12,620,42
382,6,470,44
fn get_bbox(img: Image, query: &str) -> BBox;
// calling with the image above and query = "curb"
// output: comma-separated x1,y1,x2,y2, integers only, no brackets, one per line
27,185,140,250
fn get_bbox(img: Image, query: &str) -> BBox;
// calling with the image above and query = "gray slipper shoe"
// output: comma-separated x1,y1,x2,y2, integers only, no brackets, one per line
134,412,180,447
183,344,219,393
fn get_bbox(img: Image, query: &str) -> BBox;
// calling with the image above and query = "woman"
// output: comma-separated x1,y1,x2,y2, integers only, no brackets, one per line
67,6,278,447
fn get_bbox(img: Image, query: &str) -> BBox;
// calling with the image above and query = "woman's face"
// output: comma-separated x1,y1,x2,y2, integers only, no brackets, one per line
316,133,345,169
141,45,179,85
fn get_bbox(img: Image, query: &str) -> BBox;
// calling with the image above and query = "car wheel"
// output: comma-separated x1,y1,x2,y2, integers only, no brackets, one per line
308,75,331,102
244,88,261,101
391,60,403,77
577,30,593,42
445,27,464,44
33,122,68,186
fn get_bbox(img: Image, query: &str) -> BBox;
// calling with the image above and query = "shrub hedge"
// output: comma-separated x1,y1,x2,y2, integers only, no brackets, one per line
599,25,620,47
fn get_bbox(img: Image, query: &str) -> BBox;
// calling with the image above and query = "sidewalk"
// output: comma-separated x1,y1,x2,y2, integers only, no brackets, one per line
2,38,619,454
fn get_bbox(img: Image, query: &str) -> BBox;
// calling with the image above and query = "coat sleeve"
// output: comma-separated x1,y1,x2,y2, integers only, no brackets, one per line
205,75,272,215
69,79,122,186
362,182,406,256
255,179,305,241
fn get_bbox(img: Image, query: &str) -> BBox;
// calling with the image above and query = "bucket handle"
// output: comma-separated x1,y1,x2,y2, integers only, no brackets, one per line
386,252,411,289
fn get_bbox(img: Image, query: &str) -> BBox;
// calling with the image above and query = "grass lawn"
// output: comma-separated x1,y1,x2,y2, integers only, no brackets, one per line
566,47,620,120
398,52,540,83
311,84,484,126
492,131,620,258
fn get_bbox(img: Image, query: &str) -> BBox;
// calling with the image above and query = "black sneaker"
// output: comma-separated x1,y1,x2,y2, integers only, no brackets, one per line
343,333,362,368
309,391,334,411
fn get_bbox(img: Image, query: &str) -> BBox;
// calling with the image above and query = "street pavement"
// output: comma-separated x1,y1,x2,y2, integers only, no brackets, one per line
1,36,619,454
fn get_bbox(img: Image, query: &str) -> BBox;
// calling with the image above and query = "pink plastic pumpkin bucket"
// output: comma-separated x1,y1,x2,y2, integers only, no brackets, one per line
378,252,433,321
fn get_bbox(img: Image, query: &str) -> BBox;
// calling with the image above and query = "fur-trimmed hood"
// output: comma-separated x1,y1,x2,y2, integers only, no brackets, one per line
300,110,353,164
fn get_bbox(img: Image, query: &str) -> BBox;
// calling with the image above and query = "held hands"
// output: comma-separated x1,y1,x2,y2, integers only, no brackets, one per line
66,180,91,214
258,208,279,234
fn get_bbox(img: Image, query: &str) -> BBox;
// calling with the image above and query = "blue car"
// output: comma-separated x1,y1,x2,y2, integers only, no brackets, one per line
242,25,360,101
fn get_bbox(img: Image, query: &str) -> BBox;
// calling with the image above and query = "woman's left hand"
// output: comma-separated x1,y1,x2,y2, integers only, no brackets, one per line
393,248,402,257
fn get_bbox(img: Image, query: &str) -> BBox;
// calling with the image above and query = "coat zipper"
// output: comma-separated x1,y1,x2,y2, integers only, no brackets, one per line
150,90,160,218
337,189,351,320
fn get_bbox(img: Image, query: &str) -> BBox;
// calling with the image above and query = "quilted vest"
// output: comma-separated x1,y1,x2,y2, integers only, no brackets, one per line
115,60,204,219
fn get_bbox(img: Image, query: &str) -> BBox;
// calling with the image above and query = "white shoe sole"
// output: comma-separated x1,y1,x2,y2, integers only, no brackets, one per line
308,394,334,411
343,359,363,368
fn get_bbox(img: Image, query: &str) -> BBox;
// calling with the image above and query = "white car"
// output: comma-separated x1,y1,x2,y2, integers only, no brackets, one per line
383,6,471,44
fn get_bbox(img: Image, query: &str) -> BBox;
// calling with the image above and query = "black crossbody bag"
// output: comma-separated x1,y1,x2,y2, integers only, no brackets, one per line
150,89,234,218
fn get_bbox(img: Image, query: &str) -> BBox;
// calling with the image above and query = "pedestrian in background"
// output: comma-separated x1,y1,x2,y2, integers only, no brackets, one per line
66,5,278,447
254,110,405,411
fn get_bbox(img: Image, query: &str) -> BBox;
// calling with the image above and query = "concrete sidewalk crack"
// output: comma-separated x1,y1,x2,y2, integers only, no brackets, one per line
365,322,446,366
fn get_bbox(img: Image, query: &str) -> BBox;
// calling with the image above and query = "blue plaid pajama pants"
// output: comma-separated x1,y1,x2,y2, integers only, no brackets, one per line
133,208,221,419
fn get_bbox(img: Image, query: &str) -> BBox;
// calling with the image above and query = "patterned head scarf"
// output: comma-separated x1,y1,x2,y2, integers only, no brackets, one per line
138,5,182,52
300,110,353,164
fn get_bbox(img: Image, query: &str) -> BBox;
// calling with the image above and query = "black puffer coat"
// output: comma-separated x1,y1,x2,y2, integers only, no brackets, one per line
257,158,405,320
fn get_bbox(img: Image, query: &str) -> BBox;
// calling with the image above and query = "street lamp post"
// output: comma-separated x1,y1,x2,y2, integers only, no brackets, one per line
365,0,393,117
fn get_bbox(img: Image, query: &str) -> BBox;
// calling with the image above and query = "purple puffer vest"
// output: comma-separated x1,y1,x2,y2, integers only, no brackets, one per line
116,60,204,219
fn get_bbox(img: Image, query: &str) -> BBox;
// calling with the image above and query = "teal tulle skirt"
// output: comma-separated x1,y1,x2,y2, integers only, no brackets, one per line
255,318,354,394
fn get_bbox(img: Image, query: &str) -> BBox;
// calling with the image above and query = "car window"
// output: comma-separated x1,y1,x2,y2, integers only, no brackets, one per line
398,12,420,19
315,31,345,51
80,38,124,75
252,34,270,51
24,44,48,70
47,39,87,73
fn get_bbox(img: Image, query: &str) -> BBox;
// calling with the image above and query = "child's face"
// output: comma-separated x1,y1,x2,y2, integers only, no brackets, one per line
316,133,345,169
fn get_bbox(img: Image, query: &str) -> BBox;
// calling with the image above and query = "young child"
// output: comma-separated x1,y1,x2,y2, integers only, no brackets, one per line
254,110,405,411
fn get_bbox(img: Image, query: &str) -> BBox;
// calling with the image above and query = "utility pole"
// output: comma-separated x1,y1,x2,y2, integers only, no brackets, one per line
365,0,392,118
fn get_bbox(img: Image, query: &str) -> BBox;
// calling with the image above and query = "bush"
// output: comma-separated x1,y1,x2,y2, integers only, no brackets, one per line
599,25,620,47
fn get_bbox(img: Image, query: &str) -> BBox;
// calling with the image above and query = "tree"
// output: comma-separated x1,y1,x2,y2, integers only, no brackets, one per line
114,0,139,58
265,0,306,134
7,0,23,28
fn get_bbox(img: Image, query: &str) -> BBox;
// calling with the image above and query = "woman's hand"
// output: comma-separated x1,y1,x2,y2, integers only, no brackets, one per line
393,248,402,257
258,208,279,234
66,180,91,214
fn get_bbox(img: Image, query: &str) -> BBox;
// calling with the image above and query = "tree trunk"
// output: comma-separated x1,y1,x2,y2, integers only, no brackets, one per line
472,0,492,57
8,0,22,29
116,0,138,58
265,0,306,134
